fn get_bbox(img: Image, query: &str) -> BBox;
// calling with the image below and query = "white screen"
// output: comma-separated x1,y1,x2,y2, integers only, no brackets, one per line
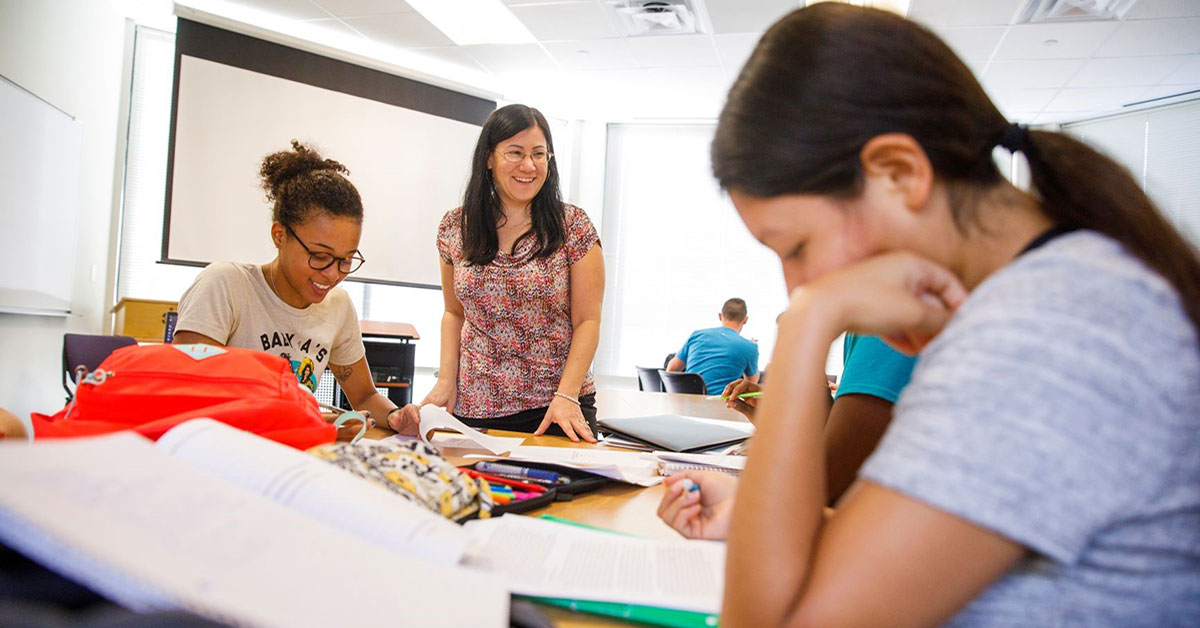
168,55,484,287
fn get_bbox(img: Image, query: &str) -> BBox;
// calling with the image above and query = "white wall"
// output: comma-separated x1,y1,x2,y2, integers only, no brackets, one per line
0,0,132,430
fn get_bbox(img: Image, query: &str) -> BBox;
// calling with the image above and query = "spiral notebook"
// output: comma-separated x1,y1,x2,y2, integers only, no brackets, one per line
656,452,747,476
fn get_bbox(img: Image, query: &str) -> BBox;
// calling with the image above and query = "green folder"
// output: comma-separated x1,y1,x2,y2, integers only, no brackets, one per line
522,515,721,628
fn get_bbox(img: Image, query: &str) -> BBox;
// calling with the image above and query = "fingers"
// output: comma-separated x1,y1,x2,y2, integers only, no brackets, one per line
657,480,703,537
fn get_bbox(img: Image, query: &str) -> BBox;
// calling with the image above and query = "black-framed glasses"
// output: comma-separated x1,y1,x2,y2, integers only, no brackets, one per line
284,224,365,274
496,148,552,164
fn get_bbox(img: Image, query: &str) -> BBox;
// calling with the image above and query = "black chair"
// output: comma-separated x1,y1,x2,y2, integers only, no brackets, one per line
635,366,665,392
658,369,707,395
62,333,137,401
663,352,677,369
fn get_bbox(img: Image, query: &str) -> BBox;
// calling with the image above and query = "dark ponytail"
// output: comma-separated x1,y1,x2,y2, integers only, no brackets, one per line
712,3,1200,338
260,139,363,227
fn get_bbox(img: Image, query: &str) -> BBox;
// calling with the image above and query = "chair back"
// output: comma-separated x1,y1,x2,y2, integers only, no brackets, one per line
658,370,707,395
635,366,664,392
62,333,138,400
663,352,676,369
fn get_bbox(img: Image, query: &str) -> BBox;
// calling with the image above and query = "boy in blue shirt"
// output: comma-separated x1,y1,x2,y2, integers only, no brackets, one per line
666,298,760,395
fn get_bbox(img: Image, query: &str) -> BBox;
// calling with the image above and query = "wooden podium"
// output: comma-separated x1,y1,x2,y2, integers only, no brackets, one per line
359,321,419,407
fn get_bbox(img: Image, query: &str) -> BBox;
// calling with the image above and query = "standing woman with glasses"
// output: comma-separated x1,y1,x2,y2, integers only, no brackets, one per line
174,140,420,435
422,104,604,442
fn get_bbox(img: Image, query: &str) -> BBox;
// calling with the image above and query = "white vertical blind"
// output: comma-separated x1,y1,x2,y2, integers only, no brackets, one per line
597,123,790,379
1064,99,1200,246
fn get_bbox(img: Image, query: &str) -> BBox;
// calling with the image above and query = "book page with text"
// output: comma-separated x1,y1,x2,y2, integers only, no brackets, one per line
0,433,507,628
156,418,468,564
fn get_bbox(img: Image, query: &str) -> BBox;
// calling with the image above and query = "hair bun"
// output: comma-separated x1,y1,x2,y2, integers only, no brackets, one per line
259,139,350,202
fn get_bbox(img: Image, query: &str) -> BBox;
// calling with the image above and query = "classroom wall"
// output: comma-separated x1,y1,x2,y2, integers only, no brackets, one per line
0,0,130,430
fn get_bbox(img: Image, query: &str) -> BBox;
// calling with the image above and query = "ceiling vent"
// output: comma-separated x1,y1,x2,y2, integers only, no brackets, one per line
605,0,708,37
1017,0,1139,23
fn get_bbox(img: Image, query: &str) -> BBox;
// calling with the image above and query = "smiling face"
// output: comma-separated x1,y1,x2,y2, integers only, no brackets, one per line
270,211,362,308
486,125,549,211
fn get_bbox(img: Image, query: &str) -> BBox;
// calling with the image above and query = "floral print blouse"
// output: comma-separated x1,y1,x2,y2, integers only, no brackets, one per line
436,204,600,418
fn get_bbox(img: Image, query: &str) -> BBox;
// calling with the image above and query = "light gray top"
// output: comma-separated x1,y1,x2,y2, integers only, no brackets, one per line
861,231,1200,627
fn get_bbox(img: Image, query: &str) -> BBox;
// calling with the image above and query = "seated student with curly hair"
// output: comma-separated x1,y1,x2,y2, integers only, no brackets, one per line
174,141,420,436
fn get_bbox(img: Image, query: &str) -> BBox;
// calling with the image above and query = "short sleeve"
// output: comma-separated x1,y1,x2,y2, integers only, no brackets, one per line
436,208,461,265
860,238,1196,564
328,291,365,367
677,333,695,363
175,262,240,343
744,343,759,377
563,205,600,265
834,334,916,403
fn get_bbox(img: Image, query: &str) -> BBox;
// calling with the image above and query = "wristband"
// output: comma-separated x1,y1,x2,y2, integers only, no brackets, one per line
552,392,580,406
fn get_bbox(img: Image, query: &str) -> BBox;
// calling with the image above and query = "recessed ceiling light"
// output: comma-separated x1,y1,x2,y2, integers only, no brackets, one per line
406,0,537,46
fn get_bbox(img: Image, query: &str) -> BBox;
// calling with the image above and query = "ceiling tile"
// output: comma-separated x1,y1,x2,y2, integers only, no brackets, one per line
713,33,761,75
929,25,1008,61
993,22,1119,60
1069,55,1189,87
542,39,638,70
987,87,1059,113
982,58,1086,88
1124,0,1200,20
509,2,620,41
343,12,454,47
406,45,487,73
908,0,1022,27
313,0,413,18
1163,54,1200,83
1097,18,1200,56
230,0,331,20
1032,110,1096,125
465,43,561,74
625,34,720,68
703,0,798,34
1043,86,1150,111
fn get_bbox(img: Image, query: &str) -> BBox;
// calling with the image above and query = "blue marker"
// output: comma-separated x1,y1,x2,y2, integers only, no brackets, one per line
476,461,567,484
680,478,700,492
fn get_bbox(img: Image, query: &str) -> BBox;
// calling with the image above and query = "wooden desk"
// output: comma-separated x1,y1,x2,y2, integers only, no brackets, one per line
366,389,747,627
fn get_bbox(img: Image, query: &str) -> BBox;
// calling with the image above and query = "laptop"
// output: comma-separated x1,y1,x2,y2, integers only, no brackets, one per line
597,414,753,453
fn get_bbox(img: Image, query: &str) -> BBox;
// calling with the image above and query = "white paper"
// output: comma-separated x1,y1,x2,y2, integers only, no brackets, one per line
156,419,470,565
499,445,663,487
463,515,725,614
0,433,508,628
655,451,747,475
415,405,525,455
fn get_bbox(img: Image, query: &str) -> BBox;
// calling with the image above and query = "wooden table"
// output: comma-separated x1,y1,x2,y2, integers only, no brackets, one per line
365,388,747,627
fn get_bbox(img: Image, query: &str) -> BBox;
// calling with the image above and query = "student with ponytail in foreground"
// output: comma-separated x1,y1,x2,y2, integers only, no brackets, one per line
657,4,1200,626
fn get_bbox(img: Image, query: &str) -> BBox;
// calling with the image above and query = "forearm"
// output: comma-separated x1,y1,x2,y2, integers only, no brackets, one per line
437,311,464,383
724,294,842,627
556,319,600,396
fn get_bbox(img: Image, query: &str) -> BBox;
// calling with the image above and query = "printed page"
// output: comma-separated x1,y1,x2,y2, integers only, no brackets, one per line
156,418,469,564
416,405,525,454
463,515,725,614
493,445,662,486
0,433,507,628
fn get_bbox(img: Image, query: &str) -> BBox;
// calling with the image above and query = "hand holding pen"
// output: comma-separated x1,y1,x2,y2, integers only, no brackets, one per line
720,378,761,422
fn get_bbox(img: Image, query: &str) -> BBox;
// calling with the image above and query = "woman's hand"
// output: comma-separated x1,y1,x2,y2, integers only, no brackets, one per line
421,378,458,414
657,471,739,540
793,251,969,356
535,396,596,443
386,404,421,436
721,378,761,421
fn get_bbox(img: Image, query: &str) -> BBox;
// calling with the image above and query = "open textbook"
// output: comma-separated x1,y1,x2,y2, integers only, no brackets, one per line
409,404,525,454
0,419,728,626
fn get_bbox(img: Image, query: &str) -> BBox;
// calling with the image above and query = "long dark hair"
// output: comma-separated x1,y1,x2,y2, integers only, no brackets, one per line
260,139,362,227
712,3,1200,338
460,104,566,265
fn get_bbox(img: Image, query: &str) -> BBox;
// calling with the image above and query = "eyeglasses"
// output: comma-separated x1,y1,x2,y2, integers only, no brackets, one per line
284,224,365,274
497,148,552,164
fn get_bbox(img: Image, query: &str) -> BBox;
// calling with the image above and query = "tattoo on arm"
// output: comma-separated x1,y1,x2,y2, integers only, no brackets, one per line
331,364,353,382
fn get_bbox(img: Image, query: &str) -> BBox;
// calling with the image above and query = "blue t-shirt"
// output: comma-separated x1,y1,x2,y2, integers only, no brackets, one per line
834,333,917,403
677,326,759,395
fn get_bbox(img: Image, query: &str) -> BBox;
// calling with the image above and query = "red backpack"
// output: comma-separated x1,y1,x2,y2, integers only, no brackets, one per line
32,343,335,449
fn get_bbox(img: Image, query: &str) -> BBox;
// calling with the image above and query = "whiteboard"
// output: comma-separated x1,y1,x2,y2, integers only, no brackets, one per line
167,56,485,288
0,75,81,315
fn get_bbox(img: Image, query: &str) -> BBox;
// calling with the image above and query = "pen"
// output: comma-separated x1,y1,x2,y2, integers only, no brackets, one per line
460,468,547,493
477,461,568,484
712,391,763,401
680,478,700,492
